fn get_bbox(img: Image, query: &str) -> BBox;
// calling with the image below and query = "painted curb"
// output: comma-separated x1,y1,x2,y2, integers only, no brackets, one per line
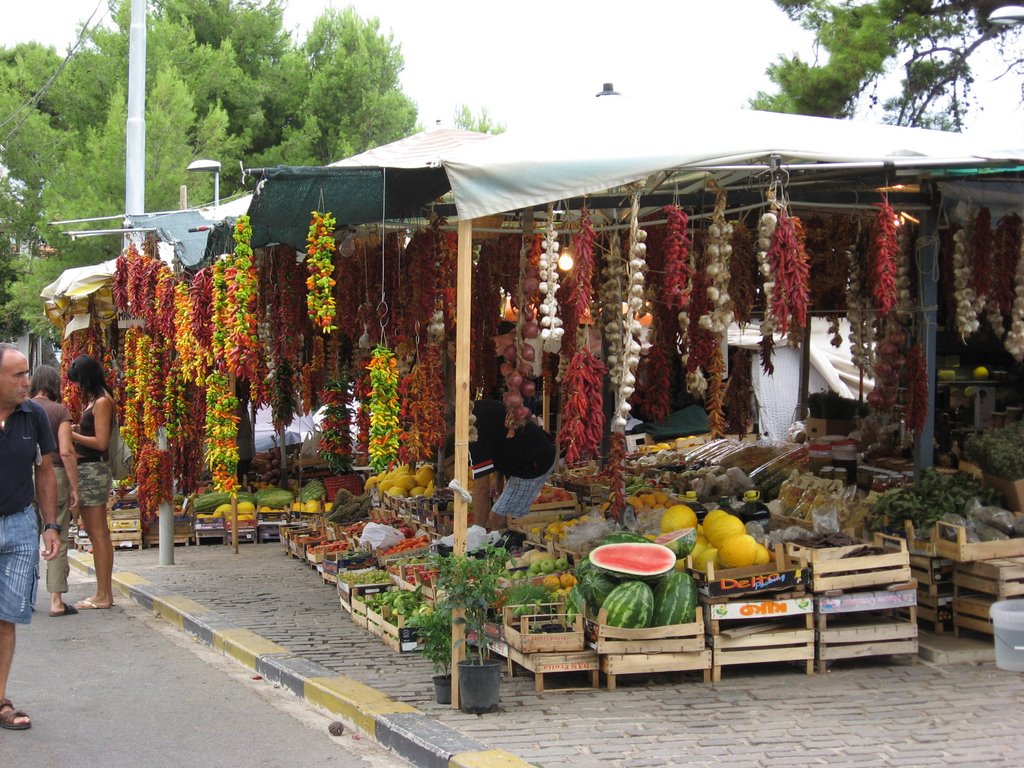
68,551,536,768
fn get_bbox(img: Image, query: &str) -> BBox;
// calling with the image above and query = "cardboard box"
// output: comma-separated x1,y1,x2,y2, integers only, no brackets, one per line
805,418,857,438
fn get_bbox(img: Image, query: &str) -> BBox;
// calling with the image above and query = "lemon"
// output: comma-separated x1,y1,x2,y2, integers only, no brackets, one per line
973,366,989,380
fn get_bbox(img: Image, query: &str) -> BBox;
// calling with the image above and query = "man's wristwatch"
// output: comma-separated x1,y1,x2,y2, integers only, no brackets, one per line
43,523,62,534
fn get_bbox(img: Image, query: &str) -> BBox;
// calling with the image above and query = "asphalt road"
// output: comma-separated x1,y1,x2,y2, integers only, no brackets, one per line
2,561,410,768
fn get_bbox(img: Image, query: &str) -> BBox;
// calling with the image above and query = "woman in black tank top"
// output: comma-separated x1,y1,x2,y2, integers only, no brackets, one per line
67,355,115,610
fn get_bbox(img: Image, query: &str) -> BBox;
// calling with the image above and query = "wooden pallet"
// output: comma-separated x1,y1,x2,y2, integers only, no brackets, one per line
814,585,919,673
954,557,1024,600
788,534,911,593
705,596,815,682
600,649,711,690
502,645,600,693
692,544,808,601
953,593,996,637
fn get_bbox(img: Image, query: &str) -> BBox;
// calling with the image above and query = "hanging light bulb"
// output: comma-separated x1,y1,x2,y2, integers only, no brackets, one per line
557,249,574,272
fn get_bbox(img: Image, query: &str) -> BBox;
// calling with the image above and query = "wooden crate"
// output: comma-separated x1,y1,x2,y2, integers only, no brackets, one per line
585,606,706,655
933,520,1024,562
337,577,391,615
953,593,996,637
814,585,919,673
508,505,583,537
370,608,421,653
787,534,911,593
502,603,584,654
501,645,600,693
954,557,1024,600
600,649,712,690
693,544,807,601
110,530,143,549
704,596,815,682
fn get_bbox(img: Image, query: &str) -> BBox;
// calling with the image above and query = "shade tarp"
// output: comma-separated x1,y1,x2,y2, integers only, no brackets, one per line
329,126,492,169
247,165,450,251
441,97,1024,220
40,258,119,328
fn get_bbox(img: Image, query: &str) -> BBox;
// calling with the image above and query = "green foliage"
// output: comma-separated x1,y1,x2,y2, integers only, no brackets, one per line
453,105,506,135
965,421,1024,480
0,0,423,332
432,545,506,665
406,602,453,676
755,1,1022,128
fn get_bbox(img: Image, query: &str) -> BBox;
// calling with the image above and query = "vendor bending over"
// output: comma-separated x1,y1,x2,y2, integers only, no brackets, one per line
468,399,555,531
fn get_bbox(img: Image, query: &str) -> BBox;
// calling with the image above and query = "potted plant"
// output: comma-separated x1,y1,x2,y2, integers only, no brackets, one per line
433,545,507,713
965,420,1024,510
407,603,453,704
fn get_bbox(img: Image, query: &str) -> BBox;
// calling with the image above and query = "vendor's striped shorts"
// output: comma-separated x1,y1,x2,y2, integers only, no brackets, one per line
0,505,39,624
491,462,556,520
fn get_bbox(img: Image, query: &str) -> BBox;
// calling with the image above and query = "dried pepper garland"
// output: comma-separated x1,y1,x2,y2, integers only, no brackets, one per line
366,345,401,471
705,345,726,439
604,432,628,522
631,343,672,424
993,213,1021,318
723,348,752,436
661,205,693,319
320,377,355,474
565,207,597,329
558,349,608,464
765,208,809,339
306,211,338,333
135,444,173,525
871,199,900,317
971,207,993,304
225,215,264,383
729,222,756,326
204,370,239,493
398,344,446,465
904,344,928,434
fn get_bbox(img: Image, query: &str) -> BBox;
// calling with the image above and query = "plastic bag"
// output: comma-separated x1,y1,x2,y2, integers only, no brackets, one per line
437,525,501,552
812,503,840,535
966,500,1017,535
359,522,405,551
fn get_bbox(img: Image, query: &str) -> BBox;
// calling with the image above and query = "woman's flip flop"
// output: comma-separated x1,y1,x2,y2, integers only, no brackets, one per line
73,598,113,610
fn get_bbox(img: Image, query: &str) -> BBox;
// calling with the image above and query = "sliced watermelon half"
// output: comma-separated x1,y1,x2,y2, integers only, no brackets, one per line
655,528,697,558
588,542,676,583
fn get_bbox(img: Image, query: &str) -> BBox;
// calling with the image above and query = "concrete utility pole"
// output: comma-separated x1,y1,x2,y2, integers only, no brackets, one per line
125,0,146,218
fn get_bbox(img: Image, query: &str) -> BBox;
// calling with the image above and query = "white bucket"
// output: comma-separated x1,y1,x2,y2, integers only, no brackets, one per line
989,599,1024,672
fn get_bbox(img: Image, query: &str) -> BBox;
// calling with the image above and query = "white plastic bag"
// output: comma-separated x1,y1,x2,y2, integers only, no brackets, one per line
359,522,405,551
437,525,500,552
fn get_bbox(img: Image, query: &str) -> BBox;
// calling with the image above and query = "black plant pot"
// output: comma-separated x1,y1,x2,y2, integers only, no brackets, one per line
457,659,502,714
432,674,452,705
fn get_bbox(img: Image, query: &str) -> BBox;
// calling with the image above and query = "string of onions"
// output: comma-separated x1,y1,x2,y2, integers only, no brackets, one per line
601,231,626,415
846,227,875,373
756,208,779,373
952,220,980,339
702,182,734,336
610,191,647,432
1005,232,1024,361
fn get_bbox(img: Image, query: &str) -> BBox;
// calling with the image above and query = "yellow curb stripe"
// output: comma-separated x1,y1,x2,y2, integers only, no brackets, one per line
304,675,417,735
215,627,289,668
70,552,94,570
153,595,211,628
449,750,538,768
113,572,152,590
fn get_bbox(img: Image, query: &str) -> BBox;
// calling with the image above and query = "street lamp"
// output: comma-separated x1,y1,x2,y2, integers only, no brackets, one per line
989,5,1024,25
186,158,221,209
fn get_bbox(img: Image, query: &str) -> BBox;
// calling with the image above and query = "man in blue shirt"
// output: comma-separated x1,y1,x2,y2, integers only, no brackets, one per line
0,343,59,731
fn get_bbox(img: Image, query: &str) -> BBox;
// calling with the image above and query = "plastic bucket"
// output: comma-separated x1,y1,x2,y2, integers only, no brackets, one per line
989,600,1024,672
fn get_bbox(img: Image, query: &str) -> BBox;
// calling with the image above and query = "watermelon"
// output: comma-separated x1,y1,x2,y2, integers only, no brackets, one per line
580,571,618,612
601,580,655,628
599,531,652,545
652,571,698,626
589,542,676,583
655,528,697,558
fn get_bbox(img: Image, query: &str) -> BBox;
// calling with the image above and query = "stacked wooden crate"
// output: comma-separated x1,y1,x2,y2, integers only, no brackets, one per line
491,603,598,692
788,534,918,671
696,545,814,682
107,498,142,550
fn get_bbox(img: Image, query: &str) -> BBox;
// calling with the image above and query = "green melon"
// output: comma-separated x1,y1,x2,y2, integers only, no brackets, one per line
601,580,655,629
651,571,698,626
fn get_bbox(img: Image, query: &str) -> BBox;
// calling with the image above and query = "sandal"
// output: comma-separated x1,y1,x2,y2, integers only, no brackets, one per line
73,598,113,610
0,698,31,730
49,602,79,617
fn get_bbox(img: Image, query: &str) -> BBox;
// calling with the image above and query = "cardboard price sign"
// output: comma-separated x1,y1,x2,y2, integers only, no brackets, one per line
709,597,814,621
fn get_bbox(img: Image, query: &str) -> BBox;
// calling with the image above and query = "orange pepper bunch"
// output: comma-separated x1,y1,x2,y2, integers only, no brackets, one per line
306,210,338,333
225,215,264,383
379,534,430,557
121,328,143,449
366,345,401,471
135,443,173,524
173,282,209,386
204,370,239,493
398,343,445,465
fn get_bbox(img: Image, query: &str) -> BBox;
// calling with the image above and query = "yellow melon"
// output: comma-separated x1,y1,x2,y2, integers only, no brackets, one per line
754,543,772,565
692,547,718,572
660,504,698,533
704,514,746,547
414,466,435,487
717,534,760,568
702,508,728,527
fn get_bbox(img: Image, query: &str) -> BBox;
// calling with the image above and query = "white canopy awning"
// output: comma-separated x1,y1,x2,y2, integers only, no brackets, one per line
442,97,1024,220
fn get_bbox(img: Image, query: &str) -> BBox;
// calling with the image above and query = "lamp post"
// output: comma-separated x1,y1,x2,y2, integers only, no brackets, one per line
989,5,1024,25
186,158,221,209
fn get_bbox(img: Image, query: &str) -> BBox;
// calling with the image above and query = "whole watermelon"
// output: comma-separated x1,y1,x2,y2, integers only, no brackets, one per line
652,571,698,626
601,580,654,629
581,571,618,613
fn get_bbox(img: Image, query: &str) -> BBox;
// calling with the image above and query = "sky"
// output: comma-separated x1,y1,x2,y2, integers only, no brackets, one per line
1,0,1022,143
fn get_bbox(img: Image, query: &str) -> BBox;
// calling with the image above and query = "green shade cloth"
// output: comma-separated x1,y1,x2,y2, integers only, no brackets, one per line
247,165,451,251
640,404,709,440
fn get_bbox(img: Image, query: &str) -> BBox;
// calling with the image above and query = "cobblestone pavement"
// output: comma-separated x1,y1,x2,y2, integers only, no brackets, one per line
101,543,1024,767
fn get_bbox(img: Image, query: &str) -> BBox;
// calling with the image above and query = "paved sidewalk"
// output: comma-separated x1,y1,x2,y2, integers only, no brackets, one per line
72,542,1024,768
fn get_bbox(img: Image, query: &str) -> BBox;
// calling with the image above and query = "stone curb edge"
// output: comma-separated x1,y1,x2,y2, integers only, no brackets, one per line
69,551,536,768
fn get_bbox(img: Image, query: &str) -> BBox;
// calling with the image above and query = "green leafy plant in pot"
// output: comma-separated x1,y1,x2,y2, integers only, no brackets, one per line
407,602,453,704
433,544,507,713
